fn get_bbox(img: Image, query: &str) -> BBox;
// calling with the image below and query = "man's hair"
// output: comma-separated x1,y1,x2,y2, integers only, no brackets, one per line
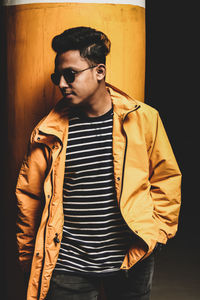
52,26,111,65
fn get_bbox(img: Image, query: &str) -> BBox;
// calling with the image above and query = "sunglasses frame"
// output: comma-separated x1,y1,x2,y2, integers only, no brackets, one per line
51,65,97,85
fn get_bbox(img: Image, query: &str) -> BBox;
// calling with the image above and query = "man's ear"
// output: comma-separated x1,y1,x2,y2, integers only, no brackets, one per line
96,64,106,81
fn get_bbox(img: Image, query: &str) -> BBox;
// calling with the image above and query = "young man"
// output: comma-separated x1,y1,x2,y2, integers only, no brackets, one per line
16,27,181,300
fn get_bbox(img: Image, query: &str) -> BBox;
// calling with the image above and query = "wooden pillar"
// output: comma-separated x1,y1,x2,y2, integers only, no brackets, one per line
4,0,145,167
2,1,145,299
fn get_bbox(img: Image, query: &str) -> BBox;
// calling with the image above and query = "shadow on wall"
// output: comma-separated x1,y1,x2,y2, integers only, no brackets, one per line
4,74,60,300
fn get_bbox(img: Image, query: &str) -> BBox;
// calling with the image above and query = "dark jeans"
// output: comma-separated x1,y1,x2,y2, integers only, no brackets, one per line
46,253,154,300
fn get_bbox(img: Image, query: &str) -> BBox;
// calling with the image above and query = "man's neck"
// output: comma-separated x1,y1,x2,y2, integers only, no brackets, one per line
82,82,112,118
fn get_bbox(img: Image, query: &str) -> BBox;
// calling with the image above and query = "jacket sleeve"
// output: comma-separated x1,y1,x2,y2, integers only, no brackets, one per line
16,134,50,273
148,112,182,244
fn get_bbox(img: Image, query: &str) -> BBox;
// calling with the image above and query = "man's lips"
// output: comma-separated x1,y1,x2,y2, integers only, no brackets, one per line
63,91,75,97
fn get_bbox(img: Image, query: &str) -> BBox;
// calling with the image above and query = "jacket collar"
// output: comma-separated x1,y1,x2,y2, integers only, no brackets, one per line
37,99,70,144
106,82,140,118
36,83,140,144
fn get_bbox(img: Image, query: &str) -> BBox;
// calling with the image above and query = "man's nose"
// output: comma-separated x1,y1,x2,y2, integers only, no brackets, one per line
59,75,70,88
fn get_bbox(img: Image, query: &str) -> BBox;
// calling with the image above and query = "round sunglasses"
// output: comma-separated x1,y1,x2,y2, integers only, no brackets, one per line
51,65,96,85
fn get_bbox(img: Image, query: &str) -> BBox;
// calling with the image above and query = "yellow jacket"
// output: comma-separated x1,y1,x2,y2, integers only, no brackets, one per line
16,83,181,300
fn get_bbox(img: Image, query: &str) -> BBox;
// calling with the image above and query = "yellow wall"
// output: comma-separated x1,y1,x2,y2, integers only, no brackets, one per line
3,2,145,298
5,2,145,169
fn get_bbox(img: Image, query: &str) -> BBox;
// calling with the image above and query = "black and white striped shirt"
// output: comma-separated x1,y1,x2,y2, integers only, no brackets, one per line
55,108,133,276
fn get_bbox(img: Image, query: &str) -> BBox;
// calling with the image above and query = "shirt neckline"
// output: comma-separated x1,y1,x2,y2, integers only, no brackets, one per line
71,107,113,122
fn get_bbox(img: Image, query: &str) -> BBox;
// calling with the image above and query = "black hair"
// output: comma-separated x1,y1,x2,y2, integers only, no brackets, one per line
52,26,111,65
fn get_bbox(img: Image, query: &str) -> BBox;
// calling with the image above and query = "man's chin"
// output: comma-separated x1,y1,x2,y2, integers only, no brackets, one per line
63,95,82,107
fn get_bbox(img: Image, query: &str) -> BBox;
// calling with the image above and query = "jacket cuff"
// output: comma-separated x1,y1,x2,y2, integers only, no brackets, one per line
157,230,168,244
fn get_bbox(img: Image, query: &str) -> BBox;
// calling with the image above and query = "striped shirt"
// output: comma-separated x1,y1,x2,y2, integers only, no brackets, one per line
55,107,133,276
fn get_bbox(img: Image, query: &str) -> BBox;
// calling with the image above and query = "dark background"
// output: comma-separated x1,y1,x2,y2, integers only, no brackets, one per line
145,3,199,299
145,1,199,240
1,1,199,299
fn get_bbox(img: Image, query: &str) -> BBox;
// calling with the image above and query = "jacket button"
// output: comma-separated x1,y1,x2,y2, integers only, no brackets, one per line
36,252,39,257
54,233,60,244
117,177,120,181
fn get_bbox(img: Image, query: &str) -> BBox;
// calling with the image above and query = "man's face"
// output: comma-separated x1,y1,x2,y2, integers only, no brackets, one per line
55,50,100,107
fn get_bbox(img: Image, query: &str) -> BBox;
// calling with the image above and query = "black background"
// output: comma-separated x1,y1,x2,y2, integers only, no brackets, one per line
145,1,199,240
145,3,199,298
1,1,199,299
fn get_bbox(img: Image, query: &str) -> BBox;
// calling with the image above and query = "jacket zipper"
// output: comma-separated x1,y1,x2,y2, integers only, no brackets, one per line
37,143,63,300
119,106,140,204
118,106,148,275
37,170,54,300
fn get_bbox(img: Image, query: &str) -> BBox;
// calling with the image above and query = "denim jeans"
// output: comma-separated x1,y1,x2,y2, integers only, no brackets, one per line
46,252,154,300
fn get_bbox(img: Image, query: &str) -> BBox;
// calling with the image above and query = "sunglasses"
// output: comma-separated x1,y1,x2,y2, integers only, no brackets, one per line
51,65,96,85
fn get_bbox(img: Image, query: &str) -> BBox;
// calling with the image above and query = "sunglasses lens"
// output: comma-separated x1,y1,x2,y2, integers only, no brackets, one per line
51,69,76,85
63,69,75,84
51,73,60,85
